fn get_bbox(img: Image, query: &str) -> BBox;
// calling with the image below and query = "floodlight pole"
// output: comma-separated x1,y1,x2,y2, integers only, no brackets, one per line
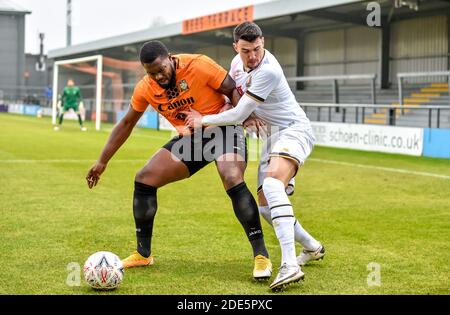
67,0,72,46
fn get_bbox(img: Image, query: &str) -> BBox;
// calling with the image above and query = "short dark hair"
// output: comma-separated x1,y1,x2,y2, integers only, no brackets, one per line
139,40,169,64
233,22,263,43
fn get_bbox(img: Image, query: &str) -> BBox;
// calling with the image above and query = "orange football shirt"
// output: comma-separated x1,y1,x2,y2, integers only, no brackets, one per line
131,54,228,135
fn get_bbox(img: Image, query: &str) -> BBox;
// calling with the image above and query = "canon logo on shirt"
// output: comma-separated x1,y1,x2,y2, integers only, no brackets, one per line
157,96,196,112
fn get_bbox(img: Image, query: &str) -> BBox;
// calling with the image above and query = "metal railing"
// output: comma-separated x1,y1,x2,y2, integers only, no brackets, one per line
398,71,450,106
287,74,377,104
301,102,450,129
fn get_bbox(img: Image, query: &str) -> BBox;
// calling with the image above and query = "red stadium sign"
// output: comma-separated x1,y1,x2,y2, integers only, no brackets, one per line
182,6,254,35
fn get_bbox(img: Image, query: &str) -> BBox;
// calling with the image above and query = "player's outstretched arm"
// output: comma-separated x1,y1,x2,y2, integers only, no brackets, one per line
183,94,258,128
86,106,143,189
215,75,266,133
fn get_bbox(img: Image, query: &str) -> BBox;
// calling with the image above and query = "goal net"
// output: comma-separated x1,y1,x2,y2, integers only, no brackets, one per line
52,55,103,130
52,55,146,130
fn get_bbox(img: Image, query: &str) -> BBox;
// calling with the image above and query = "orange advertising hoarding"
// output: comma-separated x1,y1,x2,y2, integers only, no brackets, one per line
182,6,254,35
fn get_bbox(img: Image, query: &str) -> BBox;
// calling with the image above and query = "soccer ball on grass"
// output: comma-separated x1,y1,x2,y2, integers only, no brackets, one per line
83,251,124,290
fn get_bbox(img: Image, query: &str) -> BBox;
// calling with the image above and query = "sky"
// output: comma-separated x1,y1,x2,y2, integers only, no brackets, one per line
13,0,273,54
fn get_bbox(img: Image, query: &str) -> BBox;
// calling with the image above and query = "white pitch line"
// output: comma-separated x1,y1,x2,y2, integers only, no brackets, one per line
1,158,449,180
0,159,147,164
309,158,450,180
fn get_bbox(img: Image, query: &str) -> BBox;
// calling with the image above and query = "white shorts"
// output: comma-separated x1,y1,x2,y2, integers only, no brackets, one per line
257,124,315,192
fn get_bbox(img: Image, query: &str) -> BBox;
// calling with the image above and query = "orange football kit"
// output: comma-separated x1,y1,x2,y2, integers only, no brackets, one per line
131,54,228,135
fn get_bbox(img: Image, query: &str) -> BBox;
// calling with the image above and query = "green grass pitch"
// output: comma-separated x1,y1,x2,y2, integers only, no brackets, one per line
0,113,449,294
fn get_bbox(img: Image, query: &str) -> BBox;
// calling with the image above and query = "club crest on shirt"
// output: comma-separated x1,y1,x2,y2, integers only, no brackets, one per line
246,76,252,88
179,80,189,92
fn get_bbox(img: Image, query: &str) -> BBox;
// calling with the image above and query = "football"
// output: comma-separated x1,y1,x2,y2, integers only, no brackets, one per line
83,251,124,290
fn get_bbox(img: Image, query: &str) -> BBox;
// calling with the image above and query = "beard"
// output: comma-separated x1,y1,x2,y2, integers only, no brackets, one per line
158,60,177,89
158,74,176,89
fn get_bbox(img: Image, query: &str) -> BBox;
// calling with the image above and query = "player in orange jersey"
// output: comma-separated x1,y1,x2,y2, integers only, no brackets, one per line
86,41,272,280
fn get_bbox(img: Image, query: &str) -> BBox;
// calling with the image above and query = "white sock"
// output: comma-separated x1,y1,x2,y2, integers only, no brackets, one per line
285,177,295,195
272,216,297,266
294,219,320,251
258,206,272,226
262,177,297,266
259,205,320,252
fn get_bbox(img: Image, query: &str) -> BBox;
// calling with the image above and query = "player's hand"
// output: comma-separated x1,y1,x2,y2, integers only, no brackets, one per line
181,108,203,130
243,114,266,137
86,161,107,189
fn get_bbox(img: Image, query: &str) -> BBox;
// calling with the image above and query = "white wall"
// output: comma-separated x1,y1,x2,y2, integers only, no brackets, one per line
304,26,380,86
390,15,448,84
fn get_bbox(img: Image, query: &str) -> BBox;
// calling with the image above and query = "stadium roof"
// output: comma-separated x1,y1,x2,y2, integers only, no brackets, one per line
0,0,30,14
48,0,361,59
49,0,450,60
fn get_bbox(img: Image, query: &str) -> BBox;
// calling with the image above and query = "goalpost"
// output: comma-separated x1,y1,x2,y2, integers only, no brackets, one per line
52,55,103,130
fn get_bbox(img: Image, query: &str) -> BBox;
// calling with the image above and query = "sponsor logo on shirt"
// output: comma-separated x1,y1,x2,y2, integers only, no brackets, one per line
157,96,195,112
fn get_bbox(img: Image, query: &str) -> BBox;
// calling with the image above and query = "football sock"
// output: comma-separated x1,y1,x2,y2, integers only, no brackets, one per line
258,206,272,226
263,177,297,266
58,113,64,125
77,114,83,127
259,205,320,251
227,182,269,258
133,181,157,258
294,219,321,251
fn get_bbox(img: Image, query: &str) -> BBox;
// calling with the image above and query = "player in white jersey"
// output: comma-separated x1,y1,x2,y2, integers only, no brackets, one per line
184,22,324,291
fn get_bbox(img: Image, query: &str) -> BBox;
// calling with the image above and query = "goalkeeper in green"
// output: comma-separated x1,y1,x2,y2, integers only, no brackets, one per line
54,79,87,131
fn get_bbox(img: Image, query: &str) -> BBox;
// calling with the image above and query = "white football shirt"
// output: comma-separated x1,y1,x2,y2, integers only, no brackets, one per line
230,49,310,130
